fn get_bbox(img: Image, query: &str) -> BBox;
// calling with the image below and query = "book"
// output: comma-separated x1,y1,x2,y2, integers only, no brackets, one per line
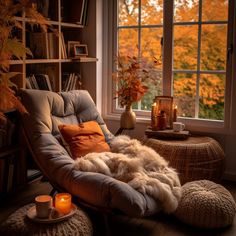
44,65,57,91
82,0,89,26
28,75,39,89
34,74,52,91
48,32,59,59
65,73,74,91
44,74,53,91
29,32,49,59
26,76,33,89
60,33,67,59
62,73,71,91
68,0,86,24
71,74,78,90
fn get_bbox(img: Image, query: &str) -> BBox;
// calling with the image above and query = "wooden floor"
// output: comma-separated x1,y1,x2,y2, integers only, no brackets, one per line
0,179,236,236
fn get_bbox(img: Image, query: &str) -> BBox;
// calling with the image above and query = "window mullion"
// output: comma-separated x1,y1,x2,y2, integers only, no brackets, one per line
138,0,142,110
163,0,174,96
195,0,203,118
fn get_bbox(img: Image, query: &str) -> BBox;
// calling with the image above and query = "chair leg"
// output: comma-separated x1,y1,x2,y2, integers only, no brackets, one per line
102,213,111,236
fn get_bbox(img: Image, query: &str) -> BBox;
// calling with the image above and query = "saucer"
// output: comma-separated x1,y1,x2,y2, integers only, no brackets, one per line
27,204,77,223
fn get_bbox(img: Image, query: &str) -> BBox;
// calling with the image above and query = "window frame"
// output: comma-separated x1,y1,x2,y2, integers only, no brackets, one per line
102,0,235,134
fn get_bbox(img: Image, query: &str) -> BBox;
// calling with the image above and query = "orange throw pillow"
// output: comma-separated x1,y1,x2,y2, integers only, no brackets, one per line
58,121,110,159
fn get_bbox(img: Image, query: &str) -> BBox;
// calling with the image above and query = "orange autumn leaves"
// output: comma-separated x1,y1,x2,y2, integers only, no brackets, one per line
0,0,49,120
113,55,149,107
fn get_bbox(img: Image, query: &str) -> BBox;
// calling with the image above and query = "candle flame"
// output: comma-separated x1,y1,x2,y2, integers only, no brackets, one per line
153,102,157,106
175,105,177,109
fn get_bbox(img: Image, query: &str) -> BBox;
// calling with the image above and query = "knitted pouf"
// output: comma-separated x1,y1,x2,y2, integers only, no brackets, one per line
174,180,236,228
0,203,93,236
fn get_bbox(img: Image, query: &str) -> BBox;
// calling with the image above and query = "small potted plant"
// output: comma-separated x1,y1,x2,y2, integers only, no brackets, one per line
0,0,49,122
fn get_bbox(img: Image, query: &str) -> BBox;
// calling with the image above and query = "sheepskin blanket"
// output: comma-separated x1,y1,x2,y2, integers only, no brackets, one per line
74,135,182,213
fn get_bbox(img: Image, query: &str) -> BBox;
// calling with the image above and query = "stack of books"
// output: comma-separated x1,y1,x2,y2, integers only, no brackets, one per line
26,74,53,91
62,73,82,91
29,32,67,59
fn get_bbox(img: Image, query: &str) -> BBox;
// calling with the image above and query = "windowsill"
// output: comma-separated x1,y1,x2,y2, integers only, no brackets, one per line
103,112,228,135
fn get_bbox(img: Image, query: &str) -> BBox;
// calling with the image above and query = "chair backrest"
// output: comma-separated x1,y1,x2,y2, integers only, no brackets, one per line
20,89,113,190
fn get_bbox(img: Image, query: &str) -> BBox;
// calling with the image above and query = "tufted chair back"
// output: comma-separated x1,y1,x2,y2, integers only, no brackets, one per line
20,89,113,190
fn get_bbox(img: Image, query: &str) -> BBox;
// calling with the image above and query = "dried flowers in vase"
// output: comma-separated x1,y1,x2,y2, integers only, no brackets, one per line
113,55,151,108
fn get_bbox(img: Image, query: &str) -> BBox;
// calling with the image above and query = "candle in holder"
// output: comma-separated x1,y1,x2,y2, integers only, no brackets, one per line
173,105,177,122
151,102,157,129
35,195,53,218
55,193,72,215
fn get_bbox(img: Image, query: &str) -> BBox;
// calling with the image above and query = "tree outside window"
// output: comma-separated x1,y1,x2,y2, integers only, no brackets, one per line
116,0,229,121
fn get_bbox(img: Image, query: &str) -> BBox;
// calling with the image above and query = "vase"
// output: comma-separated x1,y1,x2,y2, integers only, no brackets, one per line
120,105,136,129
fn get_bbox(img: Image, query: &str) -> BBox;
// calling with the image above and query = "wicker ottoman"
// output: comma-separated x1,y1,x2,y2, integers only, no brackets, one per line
143,136,225,184
0,203,93,236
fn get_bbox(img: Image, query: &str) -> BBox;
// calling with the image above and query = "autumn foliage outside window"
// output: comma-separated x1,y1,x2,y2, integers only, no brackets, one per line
117,0,229,120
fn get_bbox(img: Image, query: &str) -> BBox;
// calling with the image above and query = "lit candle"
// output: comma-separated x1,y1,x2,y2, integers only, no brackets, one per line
55,193,72,215
151,102,157,129
173,105,177,122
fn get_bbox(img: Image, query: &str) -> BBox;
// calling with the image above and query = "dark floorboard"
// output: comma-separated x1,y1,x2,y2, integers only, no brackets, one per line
0,179,236,236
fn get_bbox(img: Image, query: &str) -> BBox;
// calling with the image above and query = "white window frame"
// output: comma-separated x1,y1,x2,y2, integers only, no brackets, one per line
102,0,235,134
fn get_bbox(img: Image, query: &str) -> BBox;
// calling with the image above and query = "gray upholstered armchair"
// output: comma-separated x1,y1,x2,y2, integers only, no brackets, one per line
20,89,162,217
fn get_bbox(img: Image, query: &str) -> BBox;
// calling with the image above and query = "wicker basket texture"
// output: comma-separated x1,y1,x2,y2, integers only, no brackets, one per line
144,136,225,184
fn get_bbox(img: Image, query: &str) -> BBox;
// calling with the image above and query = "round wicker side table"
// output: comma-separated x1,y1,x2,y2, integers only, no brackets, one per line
0,203,93,236
143,136,225,184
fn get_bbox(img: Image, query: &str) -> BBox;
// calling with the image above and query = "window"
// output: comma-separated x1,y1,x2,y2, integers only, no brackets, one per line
112,0,234,123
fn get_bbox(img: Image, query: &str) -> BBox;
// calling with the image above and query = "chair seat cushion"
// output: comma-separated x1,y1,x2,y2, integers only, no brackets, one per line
59,121,110,158
174,180,236,228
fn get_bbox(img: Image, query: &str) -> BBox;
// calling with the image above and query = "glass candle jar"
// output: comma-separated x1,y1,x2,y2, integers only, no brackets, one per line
55,193,72,215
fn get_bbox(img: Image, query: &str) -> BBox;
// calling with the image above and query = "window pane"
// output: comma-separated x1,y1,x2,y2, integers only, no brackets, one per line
118,29,138,56
199,74,225,120
173,73,196,118
174,0,199,22
118,0,139,26
141,28,163,70
202,0,228,21
173,25,198,70
201,24,227,71
141,0,163,25
141,72,162,110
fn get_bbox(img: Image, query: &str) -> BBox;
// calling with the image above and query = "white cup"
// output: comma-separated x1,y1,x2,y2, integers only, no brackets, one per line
173,122,185,132
35,195,53,218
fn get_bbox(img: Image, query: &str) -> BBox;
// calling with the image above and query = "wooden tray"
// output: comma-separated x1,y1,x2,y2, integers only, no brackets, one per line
145,128,190,139
27,204,77,224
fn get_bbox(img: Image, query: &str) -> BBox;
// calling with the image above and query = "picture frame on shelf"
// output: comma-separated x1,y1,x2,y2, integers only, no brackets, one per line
73,44,88,58
67,41,80,58
153,96,173,128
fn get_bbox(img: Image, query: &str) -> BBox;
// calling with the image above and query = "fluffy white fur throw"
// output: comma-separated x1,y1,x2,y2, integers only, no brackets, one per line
74,135,182,213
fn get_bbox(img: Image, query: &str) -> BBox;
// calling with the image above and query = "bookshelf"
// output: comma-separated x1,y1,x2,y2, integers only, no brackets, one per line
10,0,97,93
0,110,27,198
2,0,98,194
